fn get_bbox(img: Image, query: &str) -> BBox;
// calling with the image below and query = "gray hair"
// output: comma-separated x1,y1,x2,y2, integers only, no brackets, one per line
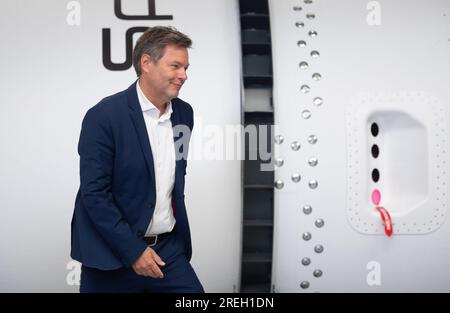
132,26,192,76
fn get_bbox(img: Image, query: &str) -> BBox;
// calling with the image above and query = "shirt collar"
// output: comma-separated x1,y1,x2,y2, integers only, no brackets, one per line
136,81,173,120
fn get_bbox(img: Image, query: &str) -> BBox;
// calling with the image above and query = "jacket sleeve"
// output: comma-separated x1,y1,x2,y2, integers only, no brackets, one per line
78,106,148,267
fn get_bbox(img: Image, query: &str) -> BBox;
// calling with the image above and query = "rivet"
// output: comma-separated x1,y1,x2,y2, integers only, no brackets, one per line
315,219,324,228
313,269,323,278
292,173,301,183
308,157,318,167
275,135,284,144
309,180,318,189
291,141,301,151
302,110,312,119
300,281,310,289
274,180,284,189
303,205,313,215
314,245,324,253
303,232,312,241
308,135,318,144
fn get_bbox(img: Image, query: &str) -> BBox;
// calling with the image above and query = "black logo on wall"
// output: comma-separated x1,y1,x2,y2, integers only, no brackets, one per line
103,0,173,71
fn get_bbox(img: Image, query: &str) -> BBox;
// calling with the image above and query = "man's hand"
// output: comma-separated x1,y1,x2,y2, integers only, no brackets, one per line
132,247,166,278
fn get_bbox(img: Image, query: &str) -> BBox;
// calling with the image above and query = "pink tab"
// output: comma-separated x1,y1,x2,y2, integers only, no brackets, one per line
371,189,381,206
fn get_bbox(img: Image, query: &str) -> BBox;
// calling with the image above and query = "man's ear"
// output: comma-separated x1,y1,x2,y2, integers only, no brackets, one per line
140,54,154,74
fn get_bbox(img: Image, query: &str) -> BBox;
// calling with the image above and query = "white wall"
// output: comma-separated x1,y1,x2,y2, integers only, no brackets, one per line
0,0,242,292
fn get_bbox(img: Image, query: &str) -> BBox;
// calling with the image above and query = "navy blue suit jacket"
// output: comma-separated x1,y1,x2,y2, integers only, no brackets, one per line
71,82,194,270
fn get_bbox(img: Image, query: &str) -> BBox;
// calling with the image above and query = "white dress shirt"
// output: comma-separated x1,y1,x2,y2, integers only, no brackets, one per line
136,82,176,236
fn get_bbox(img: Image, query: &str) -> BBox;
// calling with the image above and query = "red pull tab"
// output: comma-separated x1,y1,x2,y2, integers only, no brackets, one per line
375,206,393,237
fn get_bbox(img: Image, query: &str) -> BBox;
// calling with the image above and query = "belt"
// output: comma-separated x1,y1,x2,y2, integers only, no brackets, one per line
143,230,174,247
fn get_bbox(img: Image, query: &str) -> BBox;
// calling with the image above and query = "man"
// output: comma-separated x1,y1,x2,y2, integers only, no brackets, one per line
70,26,204,293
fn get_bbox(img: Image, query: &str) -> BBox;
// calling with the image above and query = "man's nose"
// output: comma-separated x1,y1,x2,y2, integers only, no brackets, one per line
178,69,187,81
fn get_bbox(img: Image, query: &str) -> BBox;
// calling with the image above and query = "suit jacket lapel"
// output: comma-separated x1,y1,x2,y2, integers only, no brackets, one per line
170,100,184,187
126,82,157,191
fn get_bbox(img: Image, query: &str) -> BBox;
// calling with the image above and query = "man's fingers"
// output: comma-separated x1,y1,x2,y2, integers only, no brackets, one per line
149,261,164,278
137,265,160,278
132,247,165,278
132,264,144,277
142,264,163,278
151,251,166,267
143,254,164,278
135,268,145,277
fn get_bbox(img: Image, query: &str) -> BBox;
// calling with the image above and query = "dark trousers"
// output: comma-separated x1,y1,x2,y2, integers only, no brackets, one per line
80,232,204,293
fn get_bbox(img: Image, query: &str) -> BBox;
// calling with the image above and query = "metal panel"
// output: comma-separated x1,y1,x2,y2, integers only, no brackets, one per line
270,0,450,292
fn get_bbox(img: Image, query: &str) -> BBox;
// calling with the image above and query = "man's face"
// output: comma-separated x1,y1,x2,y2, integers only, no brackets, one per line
140,44,189,104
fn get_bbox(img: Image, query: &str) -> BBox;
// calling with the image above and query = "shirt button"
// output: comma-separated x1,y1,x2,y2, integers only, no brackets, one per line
137,230,143,237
